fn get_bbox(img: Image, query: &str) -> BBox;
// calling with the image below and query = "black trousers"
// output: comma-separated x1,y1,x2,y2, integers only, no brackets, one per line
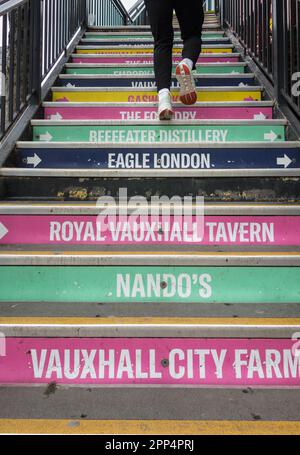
144,0,204,91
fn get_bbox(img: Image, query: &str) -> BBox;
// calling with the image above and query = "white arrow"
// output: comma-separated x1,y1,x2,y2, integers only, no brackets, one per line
39,132,53,142
26,153,42,168
0,222,8,240
264,130,278,142
50,112,63,120
254,112,267,120
277,154,292,168
66,83,76,88
239,82,248,87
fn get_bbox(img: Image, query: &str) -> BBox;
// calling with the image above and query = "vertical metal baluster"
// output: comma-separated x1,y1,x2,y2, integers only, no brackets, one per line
8,10,16,123
0,14,8,136
15,6,22,113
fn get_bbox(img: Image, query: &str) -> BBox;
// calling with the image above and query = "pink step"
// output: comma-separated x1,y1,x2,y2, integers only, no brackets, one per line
72,55,240,64
44,104,273,121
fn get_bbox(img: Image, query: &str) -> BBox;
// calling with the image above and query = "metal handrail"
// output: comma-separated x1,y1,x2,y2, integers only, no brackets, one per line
128,0,146,23
0,0,28,14
111,0,132,21
0,0,86,159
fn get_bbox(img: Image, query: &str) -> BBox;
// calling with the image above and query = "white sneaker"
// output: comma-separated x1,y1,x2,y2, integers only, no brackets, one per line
175,59,197,105
158,89,174,120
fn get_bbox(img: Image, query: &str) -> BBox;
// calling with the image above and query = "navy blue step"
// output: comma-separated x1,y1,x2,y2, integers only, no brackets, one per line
58,74,256,88
14,143,300,170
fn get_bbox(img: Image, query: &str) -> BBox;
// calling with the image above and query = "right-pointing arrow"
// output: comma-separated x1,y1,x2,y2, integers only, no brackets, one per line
264,130,278,142
50,112,63,120
39,132,53,142
277,154,292,168
254,112,267,120
26,153,42,168
0,222,8,240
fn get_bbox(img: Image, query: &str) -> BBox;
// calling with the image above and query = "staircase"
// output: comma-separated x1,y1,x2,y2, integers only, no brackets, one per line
0,10,300,435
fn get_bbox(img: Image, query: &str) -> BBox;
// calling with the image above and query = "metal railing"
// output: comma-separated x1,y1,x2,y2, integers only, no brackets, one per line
87,0,147,26
0,0,148,159
204,0,220,12
128,0,147,25
223,0,300,127
0,0,86,159
87,0,129,26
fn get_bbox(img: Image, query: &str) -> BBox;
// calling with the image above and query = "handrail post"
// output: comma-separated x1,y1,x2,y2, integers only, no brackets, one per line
32,0,42,103
272,0,285,106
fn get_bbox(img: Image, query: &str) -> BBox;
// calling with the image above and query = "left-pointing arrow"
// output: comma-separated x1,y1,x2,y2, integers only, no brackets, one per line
26,153,42,168
0,223,8,240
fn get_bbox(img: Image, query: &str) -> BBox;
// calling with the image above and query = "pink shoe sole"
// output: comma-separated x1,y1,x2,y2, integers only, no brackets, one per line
159,109,174,121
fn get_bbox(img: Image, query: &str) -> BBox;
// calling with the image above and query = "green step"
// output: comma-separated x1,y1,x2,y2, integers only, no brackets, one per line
0,265,299,303
65,63,246,75
85,33,225,39
32,121,286,144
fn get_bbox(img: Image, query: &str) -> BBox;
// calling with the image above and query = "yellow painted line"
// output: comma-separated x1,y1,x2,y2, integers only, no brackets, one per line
1,419,300,435
0,251,299,257
52,90,262,102
76,47,233,54
1,317,300,326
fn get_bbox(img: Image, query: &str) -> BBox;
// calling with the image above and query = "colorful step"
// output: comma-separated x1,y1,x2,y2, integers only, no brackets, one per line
71,53,241,64
90,25,221,31
1,213,300,246
65,62,247,75
31,120,286,144
84,32,226,39
15,142,298,170
43,102,274,121
1,336,300,386
51,87,263,103
58,74,255,88
0,260,299,302
79,37,232,46
75,45,234,54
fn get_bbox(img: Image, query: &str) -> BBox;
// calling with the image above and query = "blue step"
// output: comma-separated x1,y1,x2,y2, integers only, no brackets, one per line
15,143,300,170
58,74,255,88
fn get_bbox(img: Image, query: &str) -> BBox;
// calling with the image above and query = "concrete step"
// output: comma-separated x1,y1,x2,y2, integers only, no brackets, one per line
58,73,256,88
1,384,300,434
51,86,265,103
1,173,299,202
42,101,274,121
1,299,300,318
